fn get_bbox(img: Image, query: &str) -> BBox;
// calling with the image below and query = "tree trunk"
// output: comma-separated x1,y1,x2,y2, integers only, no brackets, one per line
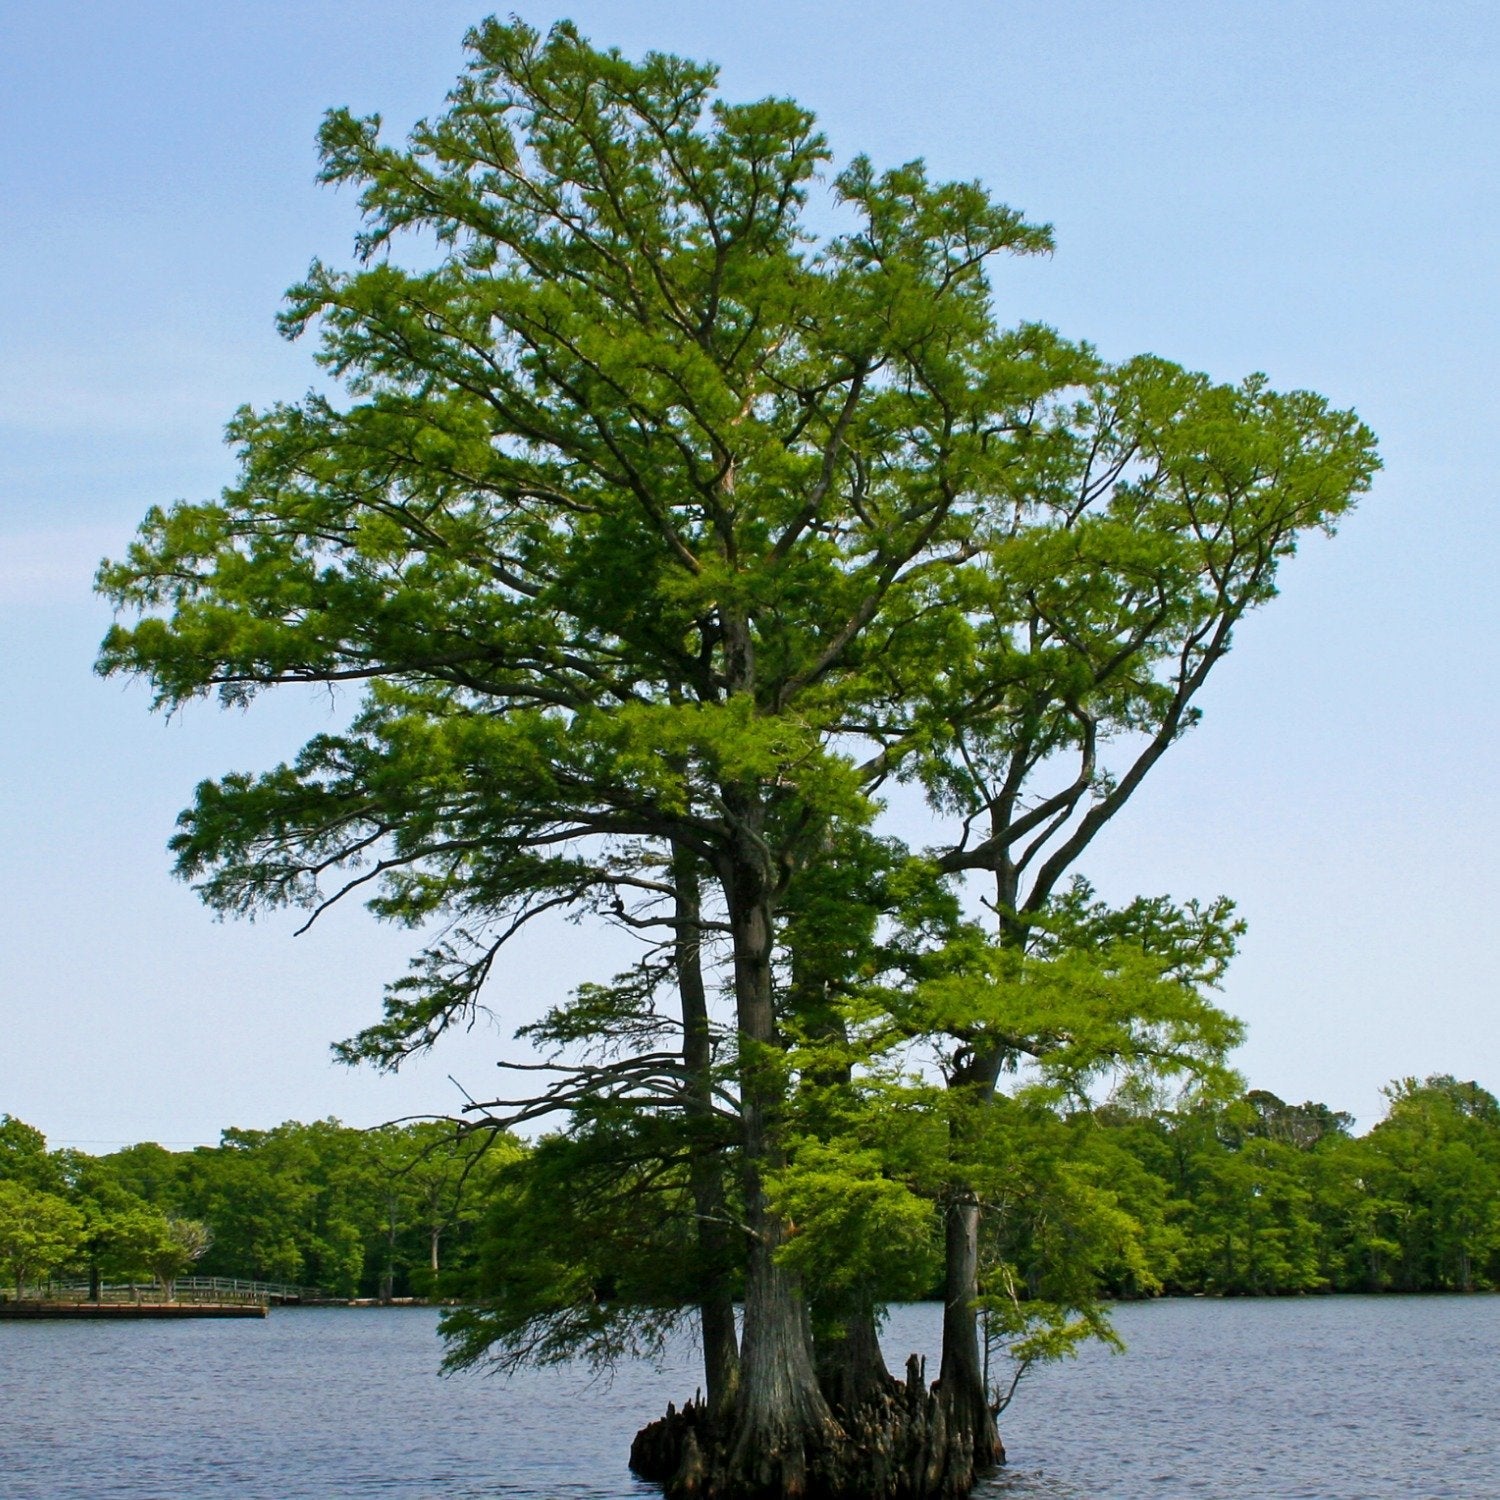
675,844,741,1416
725,854,839,1491
816,1303,897,1415
636,711,1000,1493
635,812,1005,1493
937,1194,1001,1475
381,1195,398,1301
928,866,1023,1487
732,1219,836,1490
633,824,842,1497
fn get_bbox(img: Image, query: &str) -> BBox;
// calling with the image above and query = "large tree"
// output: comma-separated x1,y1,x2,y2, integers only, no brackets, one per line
0,1180,82,1298
98,18,1376,1497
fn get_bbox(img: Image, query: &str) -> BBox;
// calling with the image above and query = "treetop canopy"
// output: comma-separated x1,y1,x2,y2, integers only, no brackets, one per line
96,17,1378,1069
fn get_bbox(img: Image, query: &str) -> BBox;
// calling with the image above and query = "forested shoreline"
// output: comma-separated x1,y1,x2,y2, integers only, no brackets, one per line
4,1073,1496,1306
0,1116,518,1300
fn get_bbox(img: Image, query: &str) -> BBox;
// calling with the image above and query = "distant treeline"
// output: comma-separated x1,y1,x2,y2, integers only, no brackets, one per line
2,1073,1497,1303
1049,1075,1500,1297
0,1117,519,1299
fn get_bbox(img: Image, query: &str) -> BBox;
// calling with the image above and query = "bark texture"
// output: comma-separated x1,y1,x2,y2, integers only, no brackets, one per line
675,847,741,1415
715,815,839,1492
937,1196,1002,1470
630,1355,1004,1499
816,1304,898,1416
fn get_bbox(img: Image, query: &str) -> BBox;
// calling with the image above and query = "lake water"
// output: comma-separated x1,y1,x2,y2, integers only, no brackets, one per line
2,1298,1495,1498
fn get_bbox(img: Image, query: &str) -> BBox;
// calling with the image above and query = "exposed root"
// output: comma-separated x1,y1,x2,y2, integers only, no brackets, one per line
630,1355,1005,1499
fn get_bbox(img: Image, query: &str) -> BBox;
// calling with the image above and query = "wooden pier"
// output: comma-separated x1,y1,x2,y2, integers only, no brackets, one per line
0,1300,267,1319
0,1276,321,1319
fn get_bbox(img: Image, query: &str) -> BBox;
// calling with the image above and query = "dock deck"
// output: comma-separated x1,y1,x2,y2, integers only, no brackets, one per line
0,1300,267,1319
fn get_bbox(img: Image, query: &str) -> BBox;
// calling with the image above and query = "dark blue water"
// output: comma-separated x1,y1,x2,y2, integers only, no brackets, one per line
1,1298,1494,1498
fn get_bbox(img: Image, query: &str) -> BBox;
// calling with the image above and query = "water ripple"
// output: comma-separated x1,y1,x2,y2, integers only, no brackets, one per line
1,1298,1494,1498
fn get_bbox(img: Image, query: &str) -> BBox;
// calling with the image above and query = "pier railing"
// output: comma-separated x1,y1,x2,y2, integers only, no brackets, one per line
43,1276,322,1305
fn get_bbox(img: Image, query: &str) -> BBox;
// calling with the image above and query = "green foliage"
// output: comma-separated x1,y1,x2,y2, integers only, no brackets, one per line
369,1120,522,1297
147,1217,213,1296
967,1097,1139,1392
74,1117,519,1297
1352,1077,1500,1292
1078,1077,1500,1298
95,1140,184,1209
93,16,1375,1080
0,1179,83,1296
89,1205,177,1285
441,1118,716,1374
0,1114,520,1300
0,1115,64,1193
767,1112,944,1312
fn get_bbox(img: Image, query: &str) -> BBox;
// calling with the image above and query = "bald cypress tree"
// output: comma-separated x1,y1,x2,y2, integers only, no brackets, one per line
99,19,1375,1496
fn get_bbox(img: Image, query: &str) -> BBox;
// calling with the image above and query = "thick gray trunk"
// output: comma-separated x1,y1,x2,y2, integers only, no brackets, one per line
816,1302,896,1414
674,844,741,1415
938,1194,1000,1463
724,842,838,1488
798,980,894,1417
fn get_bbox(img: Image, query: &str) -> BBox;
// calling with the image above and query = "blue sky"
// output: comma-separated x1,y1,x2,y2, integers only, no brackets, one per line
3,1,1496,1146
